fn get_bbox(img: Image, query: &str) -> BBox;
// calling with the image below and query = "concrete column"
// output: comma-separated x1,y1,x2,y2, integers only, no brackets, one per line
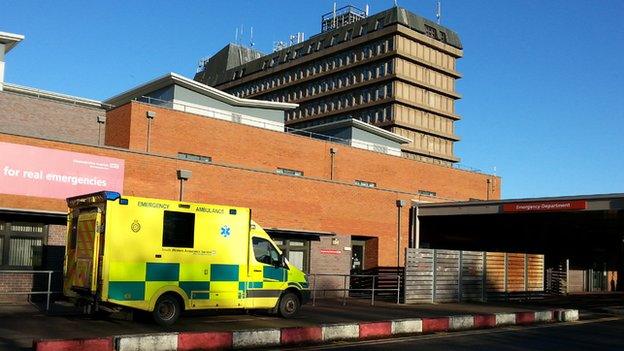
0,43,5,91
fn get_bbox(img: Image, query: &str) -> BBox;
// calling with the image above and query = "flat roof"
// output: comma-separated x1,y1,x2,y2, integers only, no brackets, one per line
0,31,24,53
3,82,106,109
299,118,412,144
105,72,298,111
416,193,624,216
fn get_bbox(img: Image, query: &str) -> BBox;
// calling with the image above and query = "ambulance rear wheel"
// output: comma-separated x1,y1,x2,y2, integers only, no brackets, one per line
278,292,300,318
152,294,180,326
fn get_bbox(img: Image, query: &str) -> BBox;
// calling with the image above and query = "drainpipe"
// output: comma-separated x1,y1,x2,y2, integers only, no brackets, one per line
396,200,406,268
96,116,106,146
412,202,420,249
329,147,337,180
146,111,156,152
486,178,491,200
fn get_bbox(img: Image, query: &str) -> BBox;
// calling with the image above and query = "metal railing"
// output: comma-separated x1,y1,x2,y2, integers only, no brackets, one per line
0,270,61,311
135,96,283,131
309,273,402,306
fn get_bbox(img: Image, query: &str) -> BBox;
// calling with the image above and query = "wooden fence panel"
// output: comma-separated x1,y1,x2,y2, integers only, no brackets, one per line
485,252,506,292
527,254,545,291
506,253,526,292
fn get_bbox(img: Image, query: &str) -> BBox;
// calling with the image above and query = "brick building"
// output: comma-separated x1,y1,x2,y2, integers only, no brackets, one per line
0,18,499,300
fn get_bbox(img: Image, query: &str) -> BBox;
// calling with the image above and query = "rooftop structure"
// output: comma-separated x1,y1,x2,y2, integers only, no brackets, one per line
0,31,25,91
321,5,368,32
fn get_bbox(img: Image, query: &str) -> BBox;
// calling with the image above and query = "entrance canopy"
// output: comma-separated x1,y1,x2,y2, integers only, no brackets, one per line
413,194,624,274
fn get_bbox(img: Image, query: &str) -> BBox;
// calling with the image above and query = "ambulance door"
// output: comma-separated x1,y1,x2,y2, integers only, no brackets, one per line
249,237,287,308
69,210,103,294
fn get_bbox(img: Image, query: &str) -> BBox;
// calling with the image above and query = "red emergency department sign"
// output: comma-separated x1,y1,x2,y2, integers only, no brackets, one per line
502,200,587,213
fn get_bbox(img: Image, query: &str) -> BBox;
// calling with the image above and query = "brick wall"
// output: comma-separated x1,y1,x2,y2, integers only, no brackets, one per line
106,102,501,201
0,272,33,302
47,224,66,246
0,91,106,145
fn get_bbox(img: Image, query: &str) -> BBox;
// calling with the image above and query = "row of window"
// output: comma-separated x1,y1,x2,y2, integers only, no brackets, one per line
393,104,455,136
229,18,392,84
286,82,393,121
394,127,454,157
263,60,393,104
394,81,455,114
396,35,457,71
395,58,456,94
402,151,453,167
290,106,392,131
230,38,393,99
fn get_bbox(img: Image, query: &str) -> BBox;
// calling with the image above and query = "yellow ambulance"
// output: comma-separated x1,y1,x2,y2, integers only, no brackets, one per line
63,191,309,325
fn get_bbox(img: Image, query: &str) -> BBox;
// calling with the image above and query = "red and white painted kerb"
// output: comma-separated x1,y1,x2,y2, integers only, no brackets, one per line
33,309,579,351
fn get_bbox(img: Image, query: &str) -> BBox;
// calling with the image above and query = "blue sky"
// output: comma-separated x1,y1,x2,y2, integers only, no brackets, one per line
1,0,622,199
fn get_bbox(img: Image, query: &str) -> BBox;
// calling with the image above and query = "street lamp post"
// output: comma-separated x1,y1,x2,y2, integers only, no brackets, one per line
396,200,406,269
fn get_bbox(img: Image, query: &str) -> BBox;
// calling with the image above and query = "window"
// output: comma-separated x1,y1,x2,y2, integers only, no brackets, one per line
9,237,42,266
272,238,309,272
358,24,366,37
178,152,211,163
440,31,447,43
252,237,281,266
0,221,45,268
355,180,376,188
374,19,384,31
425,25,437,39
276,168,303,177
162,211,195,248
316,40,324,51
418,189,437,197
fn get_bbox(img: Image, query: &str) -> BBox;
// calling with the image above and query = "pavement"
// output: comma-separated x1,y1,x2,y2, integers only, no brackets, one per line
1,293,622,350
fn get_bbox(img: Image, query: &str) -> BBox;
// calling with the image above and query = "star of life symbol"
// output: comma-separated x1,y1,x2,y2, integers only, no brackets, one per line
220,225,231,238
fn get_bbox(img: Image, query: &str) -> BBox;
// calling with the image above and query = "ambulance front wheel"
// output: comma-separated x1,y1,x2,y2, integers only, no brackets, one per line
278,292,301,318
152,294,181,326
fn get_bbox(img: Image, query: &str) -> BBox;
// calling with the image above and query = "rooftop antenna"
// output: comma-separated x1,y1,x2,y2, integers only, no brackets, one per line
436,0,441,24
250,27,255,47
393,0,398,7
333,2,337,30
365,4,369,16
240,24,244,45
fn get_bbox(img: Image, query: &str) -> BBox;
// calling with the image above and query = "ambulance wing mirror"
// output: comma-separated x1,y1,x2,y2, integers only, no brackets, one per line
279,255,289,269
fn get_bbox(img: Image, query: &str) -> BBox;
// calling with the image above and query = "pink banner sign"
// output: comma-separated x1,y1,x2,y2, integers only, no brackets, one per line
0,142,124,199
